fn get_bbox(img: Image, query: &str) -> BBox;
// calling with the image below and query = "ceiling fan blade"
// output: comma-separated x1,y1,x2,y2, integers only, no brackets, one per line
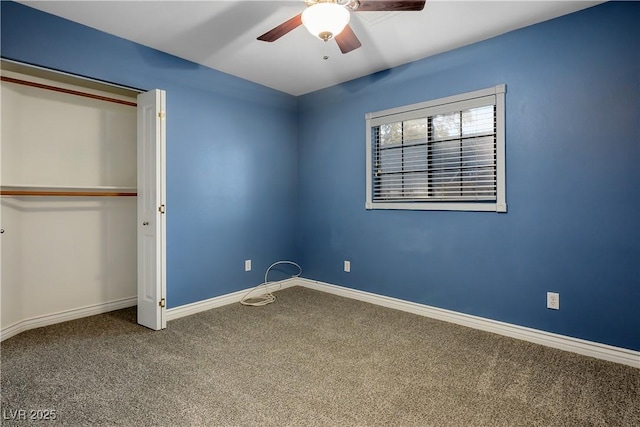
335,25,362,54
355,1,426,12
257,13,303,42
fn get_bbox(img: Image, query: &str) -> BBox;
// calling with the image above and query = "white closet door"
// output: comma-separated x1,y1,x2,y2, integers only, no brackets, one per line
137,89,166,330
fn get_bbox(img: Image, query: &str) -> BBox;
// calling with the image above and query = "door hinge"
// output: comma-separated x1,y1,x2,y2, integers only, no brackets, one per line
158,111,166,120
158,204,165,214
159,298,166,308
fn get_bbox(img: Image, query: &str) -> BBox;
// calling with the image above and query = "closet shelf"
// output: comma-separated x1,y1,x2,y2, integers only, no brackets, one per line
0,185,137,197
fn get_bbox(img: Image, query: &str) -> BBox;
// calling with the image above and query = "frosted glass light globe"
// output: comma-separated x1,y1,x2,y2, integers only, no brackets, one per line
302,3,350,41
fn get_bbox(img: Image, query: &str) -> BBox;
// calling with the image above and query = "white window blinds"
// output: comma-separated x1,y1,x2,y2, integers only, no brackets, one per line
366,85,506,212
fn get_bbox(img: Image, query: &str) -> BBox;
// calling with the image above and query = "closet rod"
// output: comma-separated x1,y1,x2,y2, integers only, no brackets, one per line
1,190,137,197
1,76,137,107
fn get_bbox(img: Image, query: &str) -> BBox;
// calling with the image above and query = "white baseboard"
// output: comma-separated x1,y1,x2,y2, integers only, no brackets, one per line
1,296,137,342
292,278,640,369
166,278,298,321
5,279,636,369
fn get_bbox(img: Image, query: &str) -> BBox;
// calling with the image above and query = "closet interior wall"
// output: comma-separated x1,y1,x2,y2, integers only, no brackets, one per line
1,62,139,335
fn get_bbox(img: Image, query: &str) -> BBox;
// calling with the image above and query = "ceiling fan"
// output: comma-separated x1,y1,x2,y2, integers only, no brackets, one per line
257,0,426,54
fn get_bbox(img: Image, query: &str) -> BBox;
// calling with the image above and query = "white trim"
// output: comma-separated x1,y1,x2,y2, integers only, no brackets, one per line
159,89,167,329
166,278,299,321
1,278,301,340
367,201,499,212
4,279,636,369
365,112,373,208
369,85,504,120
495,86,507,213
292,278,640,368
0,296,137,342
369,95,496,127
365,84,507,213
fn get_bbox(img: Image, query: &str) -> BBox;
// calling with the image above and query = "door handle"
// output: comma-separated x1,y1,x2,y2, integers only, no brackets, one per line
142,222,149,226
0,229,4,234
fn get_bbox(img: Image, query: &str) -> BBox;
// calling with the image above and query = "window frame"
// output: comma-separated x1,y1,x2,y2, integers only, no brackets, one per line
365,84,507,212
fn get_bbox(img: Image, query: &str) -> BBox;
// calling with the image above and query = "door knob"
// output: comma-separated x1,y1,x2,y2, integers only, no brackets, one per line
142,222,149,226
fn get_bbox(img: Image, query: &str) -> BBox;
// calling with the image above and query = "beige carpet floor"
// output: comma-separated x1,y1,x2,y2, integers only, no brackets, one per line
1,286,638,426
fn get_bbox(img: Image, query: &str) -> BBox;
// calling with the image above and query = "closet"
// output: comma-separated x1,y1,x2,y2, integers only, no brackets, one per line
1,61,146,338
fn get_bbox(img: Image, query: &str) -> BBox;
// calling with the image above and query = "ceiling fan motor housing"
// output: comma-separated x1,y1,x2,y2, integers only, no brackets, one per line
307,0,360,11
337,0,361,11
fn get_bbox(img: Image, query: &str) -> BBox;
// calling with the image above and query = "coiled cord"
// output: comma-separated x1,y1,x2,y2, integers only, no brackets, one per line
240,260,302,306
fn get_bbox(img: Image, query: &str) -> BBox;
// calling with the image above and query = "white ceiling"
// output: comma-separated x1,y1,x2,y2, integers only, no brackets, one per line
19,1,602,96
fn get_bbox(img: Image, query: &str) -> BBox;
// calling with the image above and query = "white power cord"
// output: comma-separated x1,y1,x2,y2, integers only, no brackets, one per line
240,260,302,306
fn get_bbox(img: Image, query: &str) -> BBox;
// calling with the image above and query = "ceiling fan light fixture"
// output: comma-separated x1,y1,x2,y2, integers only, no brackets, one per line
301,3,350,42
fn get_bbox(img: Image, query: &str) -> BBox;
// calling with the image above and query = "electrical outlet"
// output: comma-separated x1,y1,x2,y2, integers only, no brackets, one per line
547,292,559,310
344,260,351,273
245,259,251,272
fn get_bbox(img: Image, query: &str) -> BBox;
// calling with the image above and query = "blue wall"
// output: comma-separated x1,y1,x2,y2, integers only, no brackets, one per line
1,1,299,308
297,1,640,351
2,2,638,351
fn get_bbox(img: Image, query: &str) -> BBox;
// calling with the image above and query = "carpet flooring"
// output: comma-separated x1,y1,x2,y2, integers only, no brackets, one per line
1,286,639,426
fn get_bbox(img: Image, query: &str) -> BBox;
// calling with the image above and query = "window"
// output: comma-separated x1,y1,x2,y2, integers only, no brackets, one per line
366,85,506,212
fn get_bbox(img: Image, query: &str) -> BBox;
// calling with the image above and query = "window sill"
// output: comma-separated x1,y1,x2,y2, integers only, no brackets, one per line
366,201,507,212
